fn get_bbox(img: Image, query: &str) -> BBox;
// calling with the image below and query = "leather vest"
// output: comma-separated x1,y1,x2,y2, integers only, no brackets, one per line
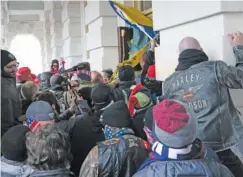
97,134,149,177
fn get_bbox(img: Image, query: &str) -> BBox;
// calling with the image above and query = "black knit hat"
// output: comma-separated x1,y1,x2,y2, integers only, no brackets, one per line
1,125,30,162
100,101,132,128
1,49,17,70
51,59,59,65
118,65,135,81
91,83,112,105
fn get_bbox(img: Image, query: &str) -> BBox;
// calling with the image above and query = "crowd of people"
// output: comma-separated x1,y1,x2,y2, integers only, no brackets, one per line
1,31,243,177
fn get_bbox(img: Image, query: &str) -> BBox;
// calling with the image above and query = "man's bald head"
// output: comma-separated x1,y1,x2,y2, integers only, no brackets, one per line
179,37,202,53
91,71,104,83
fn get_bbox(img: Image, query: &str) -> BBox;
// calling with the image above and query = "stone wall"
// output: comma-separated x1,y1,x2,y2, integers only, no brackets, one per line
152,0,243,113
85,1,119,71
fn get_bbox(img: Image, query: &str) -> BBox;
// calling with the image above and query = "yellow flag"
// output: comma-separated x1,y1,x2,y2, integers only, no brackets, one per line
111,1,153,27
109,45,147,82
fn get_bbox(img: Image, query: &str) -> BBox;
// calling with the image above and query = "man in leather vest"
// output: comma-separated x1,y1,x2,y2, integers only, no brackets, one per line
162,32,243,176
79,101,149,177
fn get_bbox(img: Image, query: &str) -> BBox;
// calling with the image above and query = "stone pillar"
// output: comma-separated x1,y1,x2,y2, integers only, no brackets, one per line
80,1,87,62
62,1,82,69
33,21,44,73
85,1,119,71
1,2,8,49
43,10,52,71
152,1,243,112
49,1,63,59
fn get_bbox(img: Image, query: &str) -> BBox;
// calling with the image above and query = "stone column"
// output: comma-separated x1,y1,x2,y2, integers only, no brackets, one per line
49,1,63,59
80,1,87,62
152,1,243,112
33,21,44,73
85,1,119,71
1,2,9,49
62,1,81,69
43,10,52,71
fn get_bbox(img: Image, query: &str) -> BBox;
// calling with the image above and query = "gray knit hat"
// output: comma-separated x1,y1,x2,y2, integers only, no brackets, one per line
152,99,197,148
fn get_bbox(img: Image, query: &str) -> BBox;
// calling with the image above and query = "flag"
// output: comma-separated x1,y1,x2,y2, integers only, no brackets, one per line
110,45,148,82
109,1,156,40
129,26,150,58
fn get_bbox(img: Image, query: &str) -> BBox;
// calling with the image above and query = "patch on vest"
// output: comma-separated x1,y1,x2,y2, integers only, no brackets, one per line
174,84,204,101
101,138,120,145
173,84,208,113
142,140,150,150
126,138,140,148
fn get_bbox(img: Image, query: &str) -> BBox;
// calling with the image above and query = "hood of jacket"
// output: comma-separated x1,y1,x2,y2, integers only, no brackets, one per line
116,81,136,90
1,157,33,177
29,168,75,177
133,159,234,177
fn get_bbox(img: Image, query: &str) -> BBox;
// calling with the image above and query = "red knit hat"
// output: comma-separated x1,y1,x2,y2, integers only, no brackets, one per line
152,99,197,148
147,64,156,79
16,67,31,81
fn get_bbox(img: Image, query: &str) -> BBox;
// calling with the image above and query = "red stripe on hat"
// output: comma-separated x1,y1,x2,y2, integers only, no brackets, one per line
152,100,189,133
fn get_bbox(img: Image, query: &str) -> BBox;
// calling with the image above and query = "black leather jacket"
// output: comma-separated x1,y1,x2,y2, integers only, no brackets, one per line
79,134,149,177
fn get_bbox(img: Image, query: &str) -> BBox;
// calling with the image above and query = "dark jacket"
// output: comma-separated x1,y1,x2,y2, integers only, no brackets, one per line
133,159,234,177
50,86,66,113
29,169,75,177
163,45,243,152
70,114,105,176
79,134,149,177
56,100,91,136
1,77,22,136
116,81,136,90
144,79,163,97
141,50,155,85
132,108,152,140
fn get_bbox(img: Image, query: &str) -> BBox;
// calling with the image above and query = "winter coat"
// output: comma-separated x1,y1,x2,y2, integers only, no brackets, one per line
50,87,67,113
70,114,105,176
163,45,243,152
141,50,155,85
115,81,136,90
79,134,149,177
1,157,33,177
133,159,234,177
132,107,152,140
1,77,22,136
56,100,92,137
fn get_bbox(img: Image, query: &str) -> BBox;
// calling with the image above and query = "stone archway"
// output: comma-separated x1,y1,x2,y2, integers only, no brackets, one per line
9,34,43,74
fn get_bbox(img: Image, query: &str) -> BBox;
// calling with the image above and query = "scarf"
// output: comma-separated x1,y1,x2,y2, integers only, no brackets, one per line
175,49,208,71
103,125,134,140
139,138,205,171
24,119,41,132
